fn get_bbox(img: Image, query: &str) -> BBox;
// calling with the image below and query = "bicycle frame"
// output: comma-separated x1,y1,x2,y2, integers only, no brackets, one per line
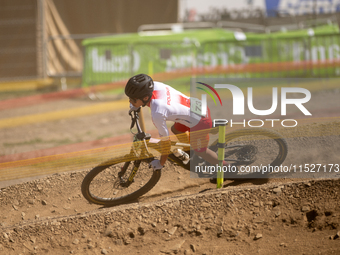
118,109,191,187
81,108,288,206
124,108,286,178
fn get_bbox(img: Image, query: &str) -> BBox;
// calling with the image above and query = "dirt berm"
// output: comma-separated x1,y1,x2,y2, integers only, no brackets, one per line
0,174,339,255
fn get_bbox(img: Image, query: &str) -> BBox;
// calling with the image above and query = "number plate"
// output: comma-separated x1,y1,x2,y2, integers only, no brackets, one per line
190,98,206,117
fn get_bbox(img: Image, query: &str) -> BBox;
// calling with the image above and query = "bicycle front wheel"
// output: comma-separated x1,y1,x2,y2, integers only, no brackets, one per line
81,159,161,206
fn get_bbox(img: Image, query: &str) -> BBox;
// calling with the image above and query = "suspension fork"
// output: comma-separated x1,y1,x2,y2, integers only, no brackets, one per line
127,160,142,182
118,160,142,186
119,136,152,186
119,161,131,177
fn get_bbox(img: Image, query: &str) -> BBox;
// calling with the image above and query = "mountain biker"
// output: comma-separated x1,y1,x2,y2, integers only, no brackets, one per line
125,73,230,174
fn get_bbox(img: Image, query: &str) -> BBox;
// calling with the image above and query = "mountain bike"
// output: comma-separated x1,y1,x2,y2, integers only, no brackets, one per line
81,108,288,206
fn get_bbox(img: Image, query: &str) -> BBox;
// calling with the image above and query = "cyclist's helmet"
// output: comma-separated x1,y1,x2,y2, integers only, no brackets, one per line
125,74,154,103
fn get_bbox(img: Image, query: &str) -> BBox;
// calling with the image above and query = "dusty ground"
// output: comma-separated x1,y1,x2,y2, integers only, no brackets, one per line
0,86,339,254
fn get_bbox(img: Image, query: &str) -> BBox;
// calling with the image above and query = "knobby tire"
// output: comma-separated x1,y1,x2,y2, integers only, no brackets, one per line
81,159,161,206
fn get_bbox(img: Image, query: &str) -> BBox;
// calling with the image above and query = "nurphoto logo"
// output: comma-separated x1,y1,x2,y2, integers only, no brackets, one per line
196,82,312,128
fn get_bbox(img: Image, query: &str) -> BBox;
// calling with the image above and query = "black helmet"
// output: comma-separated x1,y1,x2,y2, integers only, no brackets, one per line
125,74,154,100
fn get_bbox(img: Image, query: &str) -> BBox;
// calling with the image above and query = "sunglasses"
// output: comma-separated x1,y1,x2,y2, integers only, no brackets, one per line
129,98,138,103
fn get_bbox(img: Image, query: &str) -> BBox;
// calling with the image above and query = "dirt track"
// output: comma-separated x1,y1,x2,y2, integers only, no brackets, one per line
0,87,339,254
0,171,339,255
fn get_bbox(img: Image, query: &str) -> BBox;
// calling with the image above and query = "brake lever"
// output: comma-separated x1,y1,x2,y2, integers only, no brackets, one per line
129,107,141,130
130,115,136,129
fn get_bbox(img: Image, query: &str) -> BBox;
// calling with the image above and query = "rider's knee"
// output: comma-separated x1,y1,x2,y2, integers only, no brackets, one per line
171,125,178,134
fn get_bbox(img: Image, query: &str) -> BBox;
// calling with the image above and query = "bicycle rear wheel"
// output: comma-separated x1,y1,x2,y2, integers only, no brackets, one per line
81,159,161,206
211,128,288,178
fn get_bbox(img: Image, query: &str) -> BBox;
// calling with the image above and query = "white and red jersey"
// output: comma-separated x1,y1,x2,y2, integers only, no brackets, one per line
146,82,201,137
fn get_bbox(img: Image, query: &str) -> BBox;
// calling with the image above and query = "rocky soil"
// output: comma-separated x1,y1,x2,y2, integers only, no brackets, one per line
0,173,339,255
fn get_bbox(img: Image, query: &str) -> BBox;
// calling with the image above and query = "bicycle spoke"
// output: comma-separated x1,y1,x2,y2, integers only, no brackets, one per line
225,134,281,168
87,161,155,202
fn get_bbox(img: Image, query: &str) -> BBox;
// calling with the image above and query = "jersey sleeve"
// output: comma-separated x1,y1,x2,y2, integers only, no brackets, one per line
151,112,169,138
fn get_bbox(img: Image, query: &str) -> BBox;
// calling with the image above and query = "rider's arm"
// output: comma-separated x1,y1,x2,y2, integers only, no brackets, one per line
159,138,171,166
152,113,171,167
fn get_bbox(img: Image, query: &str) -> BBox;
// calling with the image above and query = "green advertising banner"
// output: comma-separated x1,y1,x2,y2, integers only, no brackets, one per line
82,25,340,86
